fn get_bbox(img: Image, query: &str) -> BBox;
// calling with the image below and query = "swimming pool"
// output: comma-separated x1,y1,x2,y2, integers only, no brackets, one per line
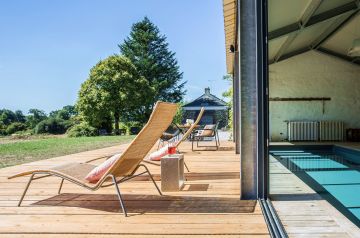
270,145,360,227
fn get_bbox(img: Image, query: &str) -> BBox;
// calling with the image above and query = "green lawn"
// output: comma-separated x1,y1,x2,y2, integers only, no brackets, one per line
0,135,135,169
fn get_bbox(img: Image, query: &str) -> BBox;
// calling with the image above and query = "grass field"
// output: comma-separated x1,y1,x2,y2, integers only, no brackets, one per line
0,135,135,169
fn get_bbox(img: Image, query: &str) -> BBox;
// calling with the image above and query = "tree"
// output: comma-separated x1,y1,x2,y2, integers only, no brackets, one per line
119,17,186,122
27,109,47,128
222,75,233,128
49,105,77,120
14,110,26,123
0,109,16,125
173,102,184,125
76,55,151,134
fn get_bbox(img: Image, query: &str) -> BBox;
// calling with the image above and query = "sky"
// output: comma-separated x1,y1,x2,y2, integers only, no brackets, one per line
0,0,229,114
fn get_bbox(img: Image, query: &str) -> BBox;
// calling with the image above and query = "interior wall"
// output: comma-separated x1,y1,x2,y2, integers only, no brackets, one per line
269,50,360,141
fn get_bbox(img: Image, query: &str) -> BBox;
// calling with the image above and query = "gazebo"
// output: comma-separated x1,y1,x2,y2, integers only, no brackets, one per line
182,87,229,128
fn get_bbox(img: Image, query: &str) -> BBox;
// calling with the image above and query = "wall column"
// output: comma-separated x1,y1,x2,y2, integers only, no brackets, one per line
234,50,240,154
239,0,262,199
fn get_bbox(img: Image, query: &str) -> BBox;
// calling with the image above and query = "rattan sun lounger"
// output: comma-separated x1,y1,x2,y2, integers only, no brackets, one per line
8,101,178,217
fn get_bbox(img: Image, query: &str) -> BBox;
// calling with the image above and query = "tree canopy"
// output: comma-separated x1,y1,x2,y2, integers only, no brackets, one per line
119,17,186,122
0,109,17,125
76,55,151,134
50,105,77,120
26,109,47,128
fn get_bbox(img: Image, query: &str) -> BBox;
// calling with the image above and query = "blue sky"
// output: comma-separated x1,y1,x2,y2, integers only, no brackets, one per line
0,0,229,113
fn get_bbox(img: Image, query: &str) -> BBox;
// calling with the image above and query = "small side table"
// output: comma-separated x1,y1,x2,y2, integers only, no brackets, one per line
161,154,185,191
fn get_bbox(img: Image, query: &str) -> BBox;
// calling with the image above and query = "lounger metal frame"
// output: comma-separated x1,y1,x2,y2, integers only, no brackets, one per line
17,163,161,217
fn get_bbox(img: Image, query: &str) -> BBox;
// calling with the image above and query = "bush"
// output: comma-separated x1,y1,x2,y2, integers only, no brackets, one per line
5,122,27,135
9,130,33,139
34,118,70,134
67,122,98,137
122,121,143,135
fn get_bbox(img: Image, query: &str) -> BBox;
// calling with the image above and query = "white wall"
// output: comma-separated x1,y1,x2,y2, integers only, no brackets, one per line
269,50,360,141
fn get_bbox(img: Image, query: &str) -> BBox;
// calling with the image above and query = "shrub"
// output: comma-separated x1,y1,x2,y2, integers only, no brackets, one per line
67,122,98,137
10,130,33,139
122,121,143,135
5,122,27,135
34,118,70,134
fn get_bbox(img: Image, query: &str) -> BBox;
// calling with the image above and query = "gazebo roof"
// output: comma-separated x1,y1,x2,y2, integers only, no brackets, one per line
183,88,228,110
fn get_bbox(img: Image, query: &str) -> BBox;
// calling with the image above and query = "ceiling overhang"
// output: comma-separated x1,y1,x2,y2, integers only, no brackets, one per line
222,0,236,74
223,0,360,69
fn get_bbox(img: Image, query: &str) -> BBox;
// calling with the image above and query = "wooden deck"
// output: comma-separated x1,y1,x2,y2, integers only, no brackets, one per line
0,141,269,237
270,143,360,238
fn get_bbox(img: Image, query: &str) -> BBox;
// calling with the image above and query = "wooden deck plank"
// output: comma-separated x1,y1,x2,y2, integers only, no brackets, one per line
0,235,270,238
0,141,269,237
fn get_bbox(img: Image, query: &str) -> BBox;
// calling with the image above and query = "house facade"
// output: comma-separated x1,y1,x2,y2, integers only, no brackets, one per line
182,87,229,128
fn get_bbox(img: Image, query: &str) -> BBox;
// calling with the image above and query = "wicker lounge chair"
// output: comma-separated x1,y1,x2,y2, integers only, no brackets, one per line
157,123,182,149
8,101,178,217
191,122,220,151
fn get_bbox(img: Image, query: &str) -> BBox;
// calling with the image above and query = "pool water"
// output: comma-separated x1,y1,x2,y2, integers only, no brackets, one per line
270,146,360,227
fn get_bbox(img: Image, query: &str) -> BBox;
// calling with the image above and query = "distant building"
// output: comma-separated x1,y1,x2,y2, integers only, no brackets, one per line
182,87,229,128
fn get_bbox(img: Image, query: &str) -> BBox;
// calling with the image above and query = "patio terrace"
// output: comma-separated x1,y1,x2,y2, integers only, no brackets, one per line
0,141,269,237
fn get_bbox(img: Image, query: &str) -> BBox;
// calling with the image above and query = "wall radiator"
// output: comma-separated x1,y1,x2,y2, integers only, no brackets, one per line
319,121,344,141
288,121,319,141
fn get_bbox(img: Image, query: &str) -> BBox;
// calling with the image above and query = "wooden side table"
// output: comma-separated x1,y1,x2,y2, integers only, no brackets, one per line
161,154,185,191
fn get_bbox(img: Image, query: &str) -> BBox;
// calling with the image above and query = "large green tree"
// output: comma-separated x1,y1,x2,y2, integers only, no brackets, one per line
119,17,186,122
76,55,151,134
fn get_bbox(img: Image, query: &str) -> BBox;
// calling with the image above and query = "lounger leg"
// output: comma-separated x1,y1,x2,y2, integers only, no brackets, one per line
184,161,190,172
214,134,218,150
139,164,162,196
18,173,35,207
58,178,64,194
110,175,127,217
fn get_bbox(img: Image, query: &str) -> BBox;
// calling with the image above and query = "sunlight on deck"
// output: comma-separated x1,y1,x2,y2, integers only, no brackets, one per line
0,141,269,237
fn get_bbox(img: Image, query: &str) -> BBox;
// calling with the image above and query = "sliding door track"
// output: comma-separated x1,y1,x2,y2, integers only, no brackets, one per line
259,199,288,238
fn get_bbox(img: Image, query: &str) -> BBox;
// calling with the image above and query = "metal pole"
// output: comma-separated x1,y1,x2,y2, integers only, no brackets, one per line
232,71,236,143
234,50,240,155
239,0,259,199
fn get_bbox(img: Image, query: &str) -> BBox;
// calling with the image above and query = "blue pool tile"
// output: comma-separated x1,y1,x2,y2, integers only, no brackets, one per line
323,184,360,208
280,155,320,158
269,150,305,153
349,208,360,220
290,158,348,169
307,170,360,185
272,153,314,157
